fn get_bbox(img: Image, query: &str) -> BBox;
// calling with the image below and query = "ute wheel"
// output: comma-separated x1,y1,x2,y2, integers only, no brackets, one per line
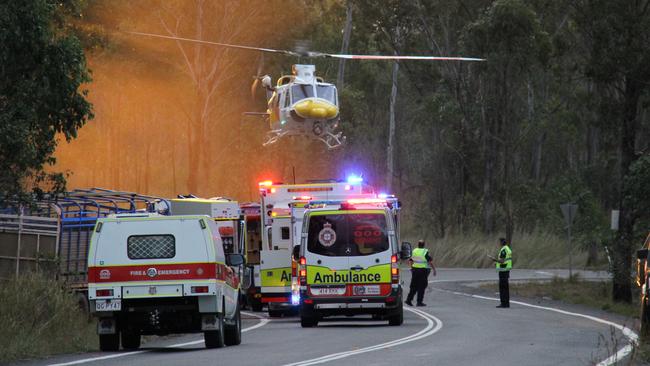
99,333,120,351
300,314,318,328
224,304,242,346
204,311,225,349
268,309,283,318
388,302,404,326
121,331,141,350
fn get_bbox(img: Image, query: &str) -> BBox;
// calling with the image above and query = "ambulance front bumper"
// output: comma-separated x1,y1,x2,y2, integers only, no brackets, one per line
300,287,402,315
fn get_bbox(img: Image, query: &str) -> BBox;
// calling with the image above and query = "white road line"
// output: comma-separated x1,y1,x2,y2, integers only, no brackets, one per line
434,288,638,366
282,307,443,366
47,311,270,366
535,271,554,276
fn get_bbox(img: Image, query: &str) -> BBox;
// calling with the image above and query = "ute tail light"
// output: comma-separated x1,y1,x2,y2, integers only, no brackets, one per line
391,254,399,284
96,289,113,297
191,286,209,293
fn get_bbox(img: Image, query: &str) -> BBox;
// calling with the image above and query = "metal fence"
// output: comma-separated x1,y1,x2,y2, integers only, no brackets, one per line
0,188,168,287
0,213,60,279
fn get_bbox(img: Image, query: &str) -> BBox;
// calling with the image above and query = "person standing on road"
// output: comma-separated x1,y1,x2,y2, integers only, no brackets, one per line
405,240,436,307
489,238,512,308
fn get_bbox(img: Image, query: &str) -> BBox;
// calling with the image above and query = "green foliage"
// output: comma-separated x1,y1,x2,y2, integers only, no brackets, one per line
625,154,650,239
0,0,93,199
0,273,97,362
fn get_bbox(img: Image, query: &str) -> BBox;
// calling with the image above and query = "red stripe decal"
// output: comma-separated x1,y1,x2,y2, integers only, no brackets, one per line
89,263,218,283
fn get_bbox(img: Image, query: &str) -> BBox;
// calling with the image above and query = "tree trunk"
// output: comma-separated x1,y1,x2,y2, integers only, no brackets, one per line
386,59,399,191
612,78,641,303
336,1,353,89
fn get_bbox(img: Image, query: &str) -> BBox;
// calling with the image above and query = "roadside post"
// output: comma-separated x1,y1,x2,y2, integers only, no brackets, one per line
560,203,578,280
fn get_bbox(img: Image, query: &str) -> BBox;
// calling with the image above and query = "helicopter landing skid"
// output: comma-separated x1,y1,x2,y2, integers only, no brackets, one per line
318,131,346,150
263,129,345,149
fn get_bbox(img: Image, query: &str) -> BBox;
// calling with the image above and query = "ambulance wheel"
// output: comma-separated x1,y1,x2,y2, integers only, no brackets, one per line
224,305,242,346
99,333,119,351
121,331,141,350
388,302,404,326
268,309,283,318
251,301,263,312
300,314,318,328
204,312,225,349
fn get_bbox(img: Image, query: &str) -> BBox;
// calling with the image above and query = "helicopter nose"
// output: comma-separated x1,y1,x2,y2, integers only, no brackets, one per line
294,100,338,119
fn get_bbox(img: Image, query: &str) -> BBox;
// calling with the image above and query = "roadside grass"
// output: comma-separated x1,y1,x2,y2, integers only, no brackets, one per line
405,231,603,269
481,275,639,319
0,273,97,363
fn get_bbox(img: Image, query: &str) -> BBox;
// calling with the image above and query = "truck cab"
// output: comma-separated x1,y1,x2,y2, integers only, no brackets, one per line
88,213,244,351
296,198,409,327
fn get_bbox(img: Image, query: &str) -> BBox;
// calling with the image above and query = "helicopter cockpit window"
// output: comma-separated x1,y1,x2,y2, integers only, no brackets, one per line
316,85,337,105
291,84,315,103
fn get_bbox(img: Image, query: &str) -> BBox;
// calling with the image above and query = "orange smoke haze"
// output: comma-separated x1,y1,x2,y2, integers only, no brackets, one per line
54,0,342,201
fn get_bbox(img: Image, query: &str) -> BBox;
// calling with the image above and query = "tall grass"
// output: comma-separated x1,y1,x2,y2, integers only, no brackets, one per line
0,273,97,362
405,231,602,269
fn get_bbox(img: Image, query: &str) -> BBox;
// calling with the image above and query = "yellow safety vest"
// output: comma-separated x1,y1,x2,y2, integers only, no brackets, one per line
496,245,512,272
412,248,429,269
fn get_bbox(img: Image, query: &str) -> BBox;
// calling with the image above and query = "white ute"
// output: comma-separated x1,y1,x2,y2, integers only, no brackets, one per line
87,213,244,351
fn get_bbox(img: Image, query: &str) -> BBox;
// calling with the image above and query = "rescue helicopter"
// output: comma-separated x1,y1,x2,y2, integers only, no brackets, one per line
128,31,484,149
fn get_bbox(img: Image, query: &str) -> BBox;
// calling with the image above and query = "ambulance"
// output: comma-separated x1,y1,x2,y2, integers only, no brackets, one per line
257,177,376,317
169,198,244,257
295,197,411,327
240,202,263,311
87,213,244,351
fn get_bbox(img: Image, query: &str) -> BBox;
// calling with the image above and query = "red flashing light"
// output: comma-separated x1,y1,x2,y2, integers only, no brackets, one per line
96,289,113,297
300,257,306,265
292,195,312,201
304,298,313,304
347,198,387,205
391,254,398,263
191,286,209,293
258,180,273,187
219,226,234,236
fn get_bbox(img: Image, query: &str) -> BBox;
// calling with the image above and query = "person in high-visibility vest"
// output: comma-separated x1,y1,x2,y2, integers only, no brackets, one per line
489,238,512,308
405,240,436,307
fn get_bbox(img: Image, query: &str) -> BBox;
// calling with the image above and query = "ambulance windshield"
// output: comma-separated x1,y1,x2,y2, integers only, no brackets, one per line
307,213,389,257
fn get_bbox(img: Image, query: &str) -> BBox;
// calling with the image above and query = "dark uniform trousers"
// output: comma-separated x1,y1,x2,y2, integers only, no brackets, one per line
407,268,430,304
498,270,510,306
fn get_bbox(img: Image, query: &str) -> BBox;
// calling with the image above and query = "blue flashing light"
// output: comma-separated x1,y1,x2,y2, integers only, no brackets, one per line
291,294,301,305
378,193,388,199
347,175,363,184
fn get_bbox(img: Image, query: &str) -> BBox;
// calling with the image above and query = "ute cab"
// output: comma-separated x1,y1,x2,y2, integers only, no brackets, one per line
88,213,244,351
295,198,411,327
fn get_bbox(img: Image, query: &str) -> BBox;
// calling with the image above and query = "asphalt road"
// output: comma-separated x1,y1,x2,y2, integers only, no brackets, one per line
10,269,637,366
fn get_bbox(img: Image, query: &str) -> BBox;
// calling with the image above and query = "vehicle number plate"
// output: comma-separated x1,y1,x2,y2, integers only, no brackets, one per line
353,285,380,296
310,286,346,296
95,299,121,311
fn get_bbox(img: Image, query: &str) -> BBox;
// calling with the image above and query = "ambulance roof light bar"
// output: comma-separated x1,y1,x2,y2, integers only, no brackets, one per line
346,174,363,184
258,180,273,187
